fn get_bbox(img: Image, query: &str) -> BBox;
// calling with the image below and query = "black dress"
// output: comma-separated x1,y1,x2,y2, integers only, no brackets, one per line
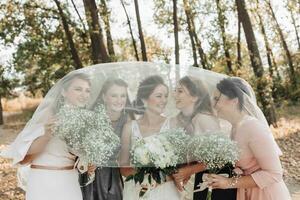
79,113,128,200
80,168,123,200
193,165,237,200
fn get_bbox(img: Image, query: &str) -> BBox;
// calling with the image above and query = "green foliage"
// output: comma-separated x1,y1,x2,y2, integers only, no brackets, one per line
0,0,91,96
0,65,18,97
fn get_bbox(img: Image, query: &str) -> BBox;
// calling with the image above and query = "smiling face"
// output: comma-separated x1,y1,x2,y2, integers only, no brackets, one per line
102,84,128,113
174,84,198,111
144,84,168,114
62,78,91,107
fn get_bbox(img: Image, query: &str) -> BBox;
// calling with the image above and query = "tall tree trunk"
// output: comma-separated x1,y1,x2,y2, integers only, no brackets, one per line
100,0,115,56
256,4,273,76
236,0,277,126
289,6,300,50
0,95,3,125
216,0,233,74
120,0,139,61
134,0,147,61
237,17,242,69
191,19,209,69
54,0,83,69
267,0,296,88
70,0,88,34
256,0,280,100
183,0,198,67
83,0,109,64
173,0,180,64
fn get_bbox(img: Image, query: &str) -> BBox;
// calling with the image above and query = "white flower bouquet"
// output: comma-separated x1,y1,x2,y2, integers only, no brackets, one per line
54,104,120,166
188,132,239,200
126,128,189,197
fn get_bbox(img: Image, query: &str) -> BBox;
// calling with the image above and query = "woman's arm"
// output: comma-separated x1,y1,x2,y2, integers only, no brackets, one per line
119,122,136,177
19,119,55,164
209,173,257,189
172,162,206,191
210,121,283,189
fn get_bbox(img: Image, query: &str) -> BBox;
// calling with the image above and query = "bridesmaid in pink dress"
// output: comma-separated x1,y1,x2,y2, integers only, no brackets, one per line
209,78,291,200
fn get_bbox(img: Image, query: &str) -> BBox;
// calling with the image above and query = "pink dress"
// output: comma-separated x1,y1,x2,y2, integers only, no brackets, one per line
233,116,291,200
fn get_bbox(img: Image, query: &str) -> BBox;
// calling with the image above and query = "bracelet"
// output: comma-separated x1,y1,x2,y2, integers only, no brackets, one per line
228,175,241,188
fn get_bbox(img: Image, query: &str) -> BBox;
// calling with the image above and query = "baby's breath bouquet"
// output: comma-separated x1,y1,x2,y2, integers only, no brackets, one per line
54,104,120,166
188,132,239,200
126,128,189,197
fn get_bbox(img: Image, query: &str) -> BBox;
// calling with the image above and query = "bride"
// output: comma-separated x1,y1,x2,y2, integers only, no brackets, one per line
119,75,181,200
1,72,91,200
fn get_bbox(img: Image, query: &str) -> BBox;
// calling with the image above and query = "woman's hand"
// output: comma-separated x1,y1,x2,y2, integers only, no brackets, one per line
208,174,231,189
173,166,193,183
172,166,193,191
87,164,97,176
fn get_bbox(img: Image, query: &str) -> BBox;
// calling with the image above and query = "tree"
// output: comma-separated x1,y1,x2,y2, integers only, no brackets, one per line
254,0,282,101
236,0,277,125
0,0,86,95
236,15,242,69
54,0,83,69
173,0,180,64
99,0,115,57
266,0,297,89
120,0,139,61
215,0,233,74
183,0,198,67
0,66,17,125
134,0,147,61
287,0,300,50
83,0,109,63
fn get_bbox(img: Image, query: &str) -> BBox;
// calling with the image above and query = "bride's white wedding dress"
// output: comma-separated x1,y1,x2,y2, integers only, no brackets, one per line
25,136,82,200
123,118,181,200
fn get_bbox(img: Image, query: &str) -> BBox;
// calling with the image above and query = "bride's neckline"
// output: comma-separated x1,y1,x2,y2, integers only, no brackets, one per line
135,118,168,138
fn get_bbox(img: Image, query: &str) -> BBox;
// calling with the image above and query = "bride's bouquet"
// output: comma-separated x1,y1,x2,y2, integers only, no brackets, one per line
126,128,189,197
188,132,239,200
54,103,120,166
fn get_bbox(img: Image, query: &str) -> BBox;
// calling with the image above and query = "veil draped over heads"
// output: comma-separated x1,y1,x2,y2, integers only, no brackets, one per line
1,62,281,169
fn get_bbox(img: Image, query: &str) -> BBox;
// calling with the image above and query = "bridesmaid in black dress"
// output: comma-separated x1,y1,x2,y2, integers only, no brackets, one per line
171,76,236,200
79,78,134,200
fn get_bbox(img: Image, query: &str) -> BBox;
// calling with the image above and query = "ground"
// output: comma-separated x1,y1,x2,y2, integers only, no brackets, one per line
0,104,299,199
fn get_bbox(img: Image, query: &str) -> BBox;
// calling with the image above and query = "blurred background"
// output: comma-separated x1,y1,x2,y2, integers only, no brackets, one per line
0,0,299,199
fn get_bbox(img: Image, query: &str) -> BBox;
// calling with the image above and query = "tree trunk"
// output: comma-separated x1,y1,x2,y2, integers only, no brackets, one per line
183,0,198,67
100,0,115,56
267,0,296,88
70,0,88,35
256,0,280,101
191,19,209,69
83,0,109,64
237,16,242,69
256,5,273,76
120,0,139,61
173,0,180,64
236,0,277,126
289,6,300,50
134,0,147,61
216,0,233,74
0,95,3,125
54,0,83,69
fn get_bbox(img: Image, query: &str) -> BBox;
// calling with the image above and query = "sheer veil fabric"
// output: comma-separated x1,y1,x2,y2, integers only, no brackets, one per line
0,62,281,192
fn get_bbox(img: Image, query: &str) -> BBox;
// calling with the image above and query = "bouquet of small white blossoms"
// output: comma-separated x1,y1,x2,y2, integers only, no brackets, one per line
126,128,189,197
188,132,239,200
54,103,121,167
